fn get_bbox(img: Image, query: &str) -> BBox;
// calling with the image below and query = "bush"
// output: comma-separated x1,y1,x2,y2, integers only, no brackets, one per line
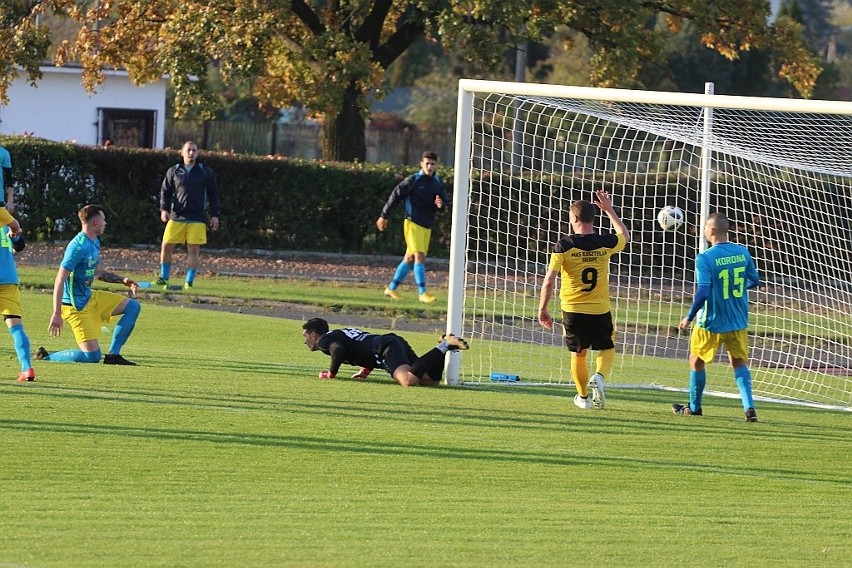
0,136,454,256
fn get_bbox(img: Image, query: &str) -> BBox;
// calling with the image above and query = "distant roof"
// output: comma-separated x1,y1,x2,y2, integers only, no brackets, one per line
369,87,411,115
35,64,129,77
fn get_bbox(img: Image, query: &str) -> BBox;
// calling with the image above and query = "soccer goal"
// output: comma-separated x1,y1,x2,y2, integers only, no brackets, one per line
445,79,852,411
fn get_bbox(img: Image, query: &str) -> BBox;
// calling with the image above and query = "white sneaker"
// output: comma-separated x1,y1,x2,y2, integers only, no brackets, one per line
589,373,606,409
573,394,592,409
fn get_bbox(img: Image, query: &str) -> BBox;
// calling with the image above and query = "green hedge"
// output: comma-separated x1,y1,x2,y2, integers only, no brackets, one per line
0,136,454,256
4,137,846,283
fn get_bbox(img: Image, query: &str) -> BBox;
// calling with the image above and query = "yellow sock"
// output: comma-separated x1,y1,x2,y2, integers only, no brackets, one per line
596,348,615,378
571,353,589,397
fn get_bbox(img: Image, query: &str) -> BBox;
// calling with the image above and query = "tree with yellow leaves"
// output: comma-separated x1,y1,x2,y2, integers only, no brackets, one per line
1,0,821,162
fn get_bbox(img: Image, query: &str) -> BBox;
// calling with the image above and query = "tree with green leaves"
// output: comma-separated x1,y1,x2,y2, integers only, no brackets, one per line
2,0,822,162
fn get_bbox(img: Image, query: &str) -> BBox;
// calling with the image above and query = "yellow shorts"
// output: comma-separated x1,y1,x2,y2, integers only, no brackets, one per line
62,290,126,343
163,220,207,245
403,219,431,255
690,327,749,363
0,283,23,316
0,207,15,227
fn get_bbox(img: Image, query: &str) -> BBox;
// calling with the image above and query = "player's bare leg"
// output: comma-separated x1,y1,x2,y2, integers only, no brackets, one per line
391,365,419,387
160,241,176,265
419,373,441,386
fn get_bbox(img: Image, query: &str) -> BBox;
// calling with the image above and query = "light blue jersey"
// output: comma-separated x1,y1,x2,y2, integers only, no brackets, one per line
60,231,100,310
0,226,19,285
694,241,761,333
0,146,10,189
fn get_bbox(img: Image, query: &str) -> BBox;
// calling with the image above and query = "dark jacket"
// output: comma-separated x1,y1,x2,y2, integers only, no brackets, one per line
160,162,221,222
379,171,449,229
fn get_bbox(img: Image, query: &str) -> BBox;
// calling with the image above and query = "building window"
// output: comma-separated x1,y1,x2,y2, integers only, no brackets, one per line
99,108,156,148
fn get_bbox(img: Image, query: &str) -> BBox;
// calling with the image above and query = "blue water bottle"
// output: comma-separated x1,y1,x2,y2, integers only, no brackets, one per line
490,372,520,382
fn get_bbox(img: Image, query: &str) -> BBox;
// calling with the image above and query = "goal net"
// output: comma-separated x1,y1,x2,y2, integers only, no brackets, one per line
446,79,852,411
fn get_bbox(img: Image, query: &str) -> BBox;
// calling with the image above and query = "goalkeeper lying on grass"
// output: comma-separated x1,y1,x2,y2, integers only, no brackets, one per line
302,317,468,387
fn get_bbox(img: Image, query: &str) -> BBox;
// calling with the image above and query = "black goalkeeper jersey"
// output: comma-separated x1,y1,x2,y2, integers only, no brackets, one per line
317,328,383,374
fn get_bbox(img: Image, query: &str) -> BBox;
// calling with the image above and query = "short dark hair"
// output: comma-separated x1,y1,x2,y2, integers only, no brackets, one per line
303,318,329,335
570,200,596,224
707,212,730,234
78,204,104,225
421,151,438,161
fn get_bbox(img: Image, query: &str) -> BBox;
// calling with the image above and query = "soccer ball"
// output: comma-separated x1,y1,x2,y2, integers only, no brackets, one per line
657,205,684,231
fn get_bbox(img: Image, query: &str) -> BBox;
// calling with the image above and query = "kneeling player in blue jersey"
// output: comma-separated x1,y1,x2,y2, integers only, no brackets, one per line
302,317,468,387
37,204,142,365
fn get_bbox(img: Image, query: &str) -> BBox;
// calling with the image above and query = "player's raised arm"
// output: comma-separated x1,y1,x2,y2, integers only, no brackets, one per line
594,190,630,242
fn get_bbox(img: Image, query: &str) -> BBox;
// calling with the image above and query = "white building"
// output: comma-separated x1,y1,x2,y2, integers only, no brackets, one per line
0,65,166,148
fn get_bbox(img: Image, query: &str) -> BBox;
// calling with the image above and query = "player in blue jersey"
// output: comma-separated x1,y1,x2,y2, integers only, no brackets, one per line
36,204,142,365
0,225,35,381
0,144,23,235
376,151,450,304
157,141,221,289
673,212,762,421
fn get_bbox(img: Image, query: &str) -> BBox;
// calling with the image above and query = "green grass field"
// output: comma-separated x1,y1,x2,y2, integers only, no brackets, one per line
1,285,849,567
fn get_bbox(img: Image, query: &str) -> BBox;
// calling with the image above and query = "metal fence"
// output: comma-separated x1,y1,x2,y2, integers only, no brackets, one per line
165,119,457,166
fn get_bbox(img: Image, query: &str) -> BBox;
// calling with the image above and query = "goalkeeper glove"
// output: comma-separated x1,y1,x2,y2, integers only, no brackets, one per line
318,370,336,379
351,368,372,380
11,233,25,252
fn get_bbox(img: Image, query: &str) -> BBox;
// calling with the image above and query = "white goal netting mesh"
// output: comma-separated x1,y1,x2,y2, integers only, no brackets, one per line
452,86,852,410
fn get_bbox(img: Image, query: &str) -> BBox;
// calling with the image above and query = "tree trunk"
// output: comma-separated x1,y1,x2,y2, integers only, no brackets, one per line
321,83,366,162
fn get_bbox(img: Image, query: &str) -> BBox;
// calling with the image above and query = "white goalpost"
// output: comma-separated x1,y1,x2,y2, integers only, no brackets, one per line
445,78,852,411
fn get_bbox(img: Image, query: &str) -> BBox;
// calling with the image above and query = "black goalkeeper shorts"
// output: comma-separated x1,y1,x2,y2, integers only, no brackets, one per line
376,333,418,375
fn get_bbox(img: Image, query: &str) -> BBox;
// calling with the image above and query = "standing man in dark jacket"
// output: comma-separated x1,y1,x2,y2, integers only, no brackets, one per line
157,141,221,290
376,151,450,303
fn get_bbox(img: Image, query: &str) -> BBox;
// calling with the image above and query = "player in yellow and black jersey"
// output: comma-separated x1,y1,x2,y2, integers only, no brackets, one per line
538,190,630,410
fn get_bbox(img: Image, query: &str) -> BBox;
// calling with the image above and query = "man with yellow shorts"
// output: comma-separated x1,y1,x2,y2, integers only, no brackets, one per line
157,141,221,290
674,212,762,421
0,225,35,381
37,205,141,365
376,151,449,303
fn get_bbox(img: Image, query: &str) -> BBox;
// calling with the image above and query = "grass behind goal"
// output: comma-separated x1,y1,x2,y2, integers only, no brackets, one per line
1,291,849,566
